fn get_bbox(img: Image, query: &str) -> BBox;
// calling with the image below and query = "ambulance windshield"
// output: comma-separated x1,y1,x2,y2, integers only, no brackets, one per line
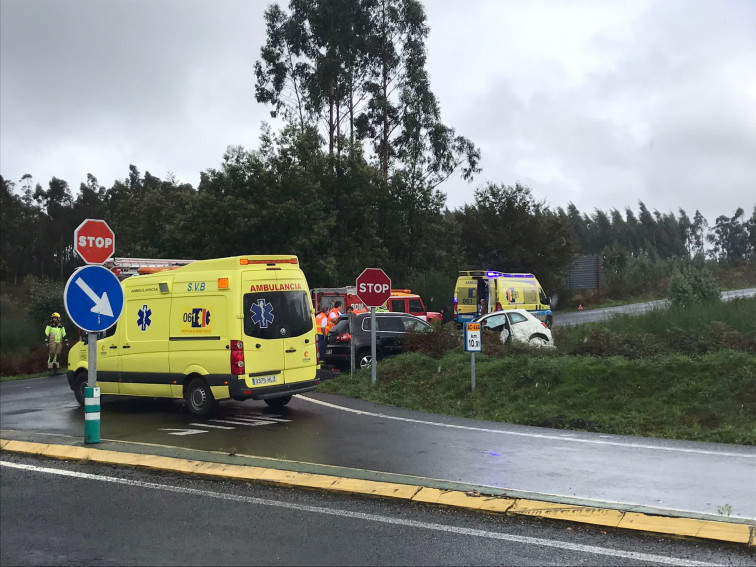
243,291,313,339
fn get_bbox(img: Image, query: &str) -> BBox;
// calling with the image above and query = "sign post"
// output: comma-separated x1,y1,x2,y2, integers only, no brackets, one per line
464,322,481,391
355,268,391,385
66,221,122,444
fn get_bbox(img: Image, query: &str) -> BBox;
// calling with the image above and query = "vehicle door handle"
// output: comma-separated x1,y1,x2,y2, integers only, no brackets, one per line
122,345,130,349
109,345,118,349
285,348,296,353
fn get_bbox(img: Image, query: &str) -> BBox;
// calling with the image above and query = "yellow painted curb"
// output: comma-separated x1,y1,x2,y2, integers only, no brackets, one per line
1,439,753,545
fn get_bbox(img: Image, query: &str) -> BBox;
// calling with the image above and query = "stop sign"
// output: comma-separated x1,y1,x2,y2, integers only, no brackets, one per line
74,219,115,264
356,268,391,308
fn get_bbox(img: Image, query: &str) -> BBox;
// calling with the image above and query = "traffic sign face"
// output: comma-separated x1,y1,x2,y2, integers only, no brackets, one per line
356,268,391,307
464,322,481,352
74,218,115,264
64,265,124,332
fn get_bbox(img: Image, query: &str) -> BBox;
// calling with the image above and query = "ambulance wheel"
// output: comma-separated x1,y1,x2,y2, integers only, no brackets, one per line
74,372,87,407
264,395,292,408
185,378,215,417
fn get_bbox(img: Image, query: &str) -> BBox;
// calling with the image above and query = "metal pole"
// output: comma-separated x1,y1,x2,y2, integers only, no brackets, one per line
87,332,96,388
85,332,100,443
349,312,355,376
471,352,476,392
370,306,377,385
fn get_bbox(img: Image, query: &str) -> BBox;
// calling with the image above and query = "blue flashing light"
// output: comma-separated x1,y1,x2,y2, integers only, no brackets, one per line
486,271,502,278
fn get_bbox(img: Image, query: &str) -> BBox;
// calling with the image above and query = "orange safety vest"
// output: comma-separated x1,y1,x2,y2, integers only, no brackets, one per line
315,312,327,335
326,307,341,333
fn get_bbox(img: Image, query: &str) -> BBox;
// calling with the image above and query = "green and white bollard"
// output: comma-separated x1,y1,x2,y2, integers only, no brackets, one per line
84,386,100,444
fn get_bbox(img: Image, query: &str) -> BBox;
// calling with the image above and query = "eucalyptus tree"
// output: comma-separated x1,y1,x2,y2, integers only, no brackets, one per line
32,177,75,279
254,0,480,274
707,207,751,265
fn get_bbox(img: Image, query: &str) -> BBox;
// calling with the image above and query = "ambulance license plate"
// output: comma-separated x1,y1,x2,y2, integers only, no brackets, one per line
251,376,277,385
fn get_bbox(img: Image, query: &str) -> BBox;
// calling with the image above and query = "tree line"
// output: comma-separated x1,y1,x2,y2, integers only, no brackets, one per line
2,0,754,308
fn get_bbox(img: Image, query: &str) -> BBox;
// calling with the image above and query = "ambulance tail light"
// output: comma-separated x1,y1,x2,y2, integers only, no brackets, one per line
230,340,245,375
334,332,352,343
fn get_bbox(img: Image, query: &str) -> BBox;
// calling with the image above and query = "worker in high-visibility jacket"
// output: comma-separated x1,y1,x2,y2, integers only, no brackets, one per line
315,308,328,355
326,301,343,335
45,312,68,375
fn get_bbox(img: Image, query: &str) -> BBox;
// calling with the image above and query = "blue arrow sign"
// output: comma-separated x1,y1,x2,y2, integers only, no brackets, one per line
64,265,124,332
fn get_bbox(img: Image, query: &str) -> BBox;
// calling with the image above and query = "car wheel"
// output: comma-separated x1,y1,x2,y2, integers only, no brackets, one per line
264,395,292,408
184,377,216,417
73,372,87,407
529,335,549,347
356,349,380,369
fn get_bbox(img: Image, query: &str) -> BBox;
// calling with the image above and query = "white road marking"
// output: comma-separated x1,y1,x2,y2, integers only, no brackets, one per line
297,396,755,458
158,428,207,436
224,415,292,423
189,423,234,429
208,418,277,427
0,460,716,566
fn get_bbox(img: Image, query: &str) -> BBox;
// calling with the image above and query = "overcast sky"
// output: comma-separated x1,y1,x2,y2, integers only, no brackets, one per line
1,0,754,225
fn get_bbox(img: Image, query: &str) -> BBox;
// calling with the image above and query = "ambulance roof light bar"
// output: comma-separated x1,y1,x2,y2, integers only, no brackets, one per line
105,257,197,269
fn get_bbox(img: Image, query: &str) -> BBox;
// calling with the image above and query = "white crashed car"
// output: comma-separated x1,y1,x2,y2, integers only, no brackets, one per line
472,309,555,348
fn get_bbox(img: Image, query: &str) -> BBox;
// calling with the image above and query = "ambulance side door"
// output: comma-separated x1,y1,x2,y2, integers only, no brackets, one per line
121,296,172,396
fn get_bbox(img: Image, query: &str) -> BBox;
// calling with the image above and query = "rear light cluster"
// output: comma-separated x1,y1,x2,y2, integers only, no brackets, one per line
541,322,549,329
230,340,245,375
334,333,351,343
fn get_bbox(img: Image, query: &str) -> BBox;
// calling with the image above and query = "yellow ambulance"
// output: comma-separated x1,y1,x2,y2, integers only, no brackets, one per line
66,255,319,416
453,270,553,328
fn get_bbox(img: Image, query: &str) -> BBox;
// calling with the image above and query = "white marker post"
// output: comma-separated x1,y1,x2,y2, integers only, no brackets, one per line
464,322,481,391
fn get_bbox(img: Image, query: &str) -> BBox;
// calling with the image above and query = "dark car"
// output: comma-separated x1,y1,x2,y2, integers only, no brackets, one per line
323,312,431,369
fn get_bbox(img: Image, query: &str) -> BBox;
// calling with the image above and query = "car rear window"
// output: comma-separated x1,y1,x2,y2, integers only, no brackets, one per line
331,319,350,335
243,291,312,339
402,316,429,331
363,316,404,332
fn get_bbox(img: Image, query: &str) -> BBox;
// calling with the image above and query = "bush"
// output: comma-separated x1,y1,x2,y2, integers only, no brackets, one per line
404,321,460,359
668,264,721,309
0,345,66,375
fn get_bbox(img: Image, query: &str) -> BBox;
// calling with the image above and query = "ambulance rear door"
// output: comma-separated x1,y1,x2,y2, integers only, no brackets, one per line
243,273,316,387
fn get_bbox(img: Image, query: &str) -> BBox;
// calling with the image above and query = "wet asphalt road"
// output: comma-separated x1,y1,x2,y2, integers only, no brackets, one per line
552,288,756,327
1,376,754,522
6,453,754,566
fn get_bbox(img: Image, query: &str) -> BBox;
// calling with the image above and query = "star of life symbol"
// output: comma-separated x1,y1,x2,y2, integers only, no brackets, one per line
137,304,152,331
250,299,275,328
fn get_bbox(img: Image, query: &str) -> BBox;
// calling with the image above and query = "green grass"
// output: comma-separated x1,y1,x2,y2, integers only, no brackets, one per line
319,299,756,445
1,371,53,382
318,350,756,444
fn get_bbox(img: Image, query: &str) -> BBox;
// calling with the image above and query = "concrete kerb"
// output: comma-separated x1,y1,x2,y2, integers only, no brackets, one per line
1,437,753,547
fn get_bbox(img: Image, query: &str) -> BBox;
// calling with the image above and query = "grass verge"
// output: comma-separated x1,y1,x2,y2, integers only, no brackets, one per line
318,350,755,445
319,298,756,445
